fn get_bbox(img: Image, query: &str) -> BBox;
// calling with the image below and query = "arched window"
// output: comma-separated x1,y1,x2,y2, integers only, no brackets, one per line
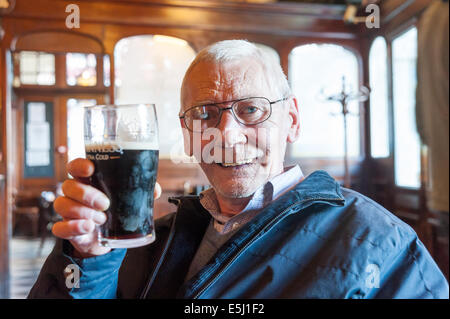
114,35,196,158
369,36,390,158
288,44,360,157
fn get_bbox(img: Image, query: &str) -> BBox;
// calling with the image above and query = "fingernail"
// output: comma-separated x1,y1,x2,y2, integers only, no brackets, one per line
94,195,110,211
93,211,107,224
82,220,94,233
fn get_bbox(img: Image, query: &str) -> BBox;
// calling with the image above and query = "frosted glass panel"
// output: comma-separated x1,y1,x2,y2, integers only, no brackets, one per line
67,98,96,162
369,37,390,158
19,51,55,85
392,27,420,188
288,44,360,157
66,53,97,86
114,35,196,158
104,55,111,87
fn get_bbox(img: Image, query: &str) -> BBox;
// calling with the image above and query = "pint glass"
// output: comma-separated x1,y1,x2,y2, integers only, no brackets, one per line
84,104,159,248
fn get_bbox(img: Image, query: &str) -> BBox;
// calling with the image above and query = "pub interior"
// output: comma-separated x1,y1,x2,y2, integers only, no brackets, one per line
0,0,448,299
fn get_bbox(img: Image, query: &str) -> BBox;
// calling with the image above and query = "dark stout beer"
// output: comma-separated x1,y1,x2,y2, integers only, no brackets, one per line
86,143,159,244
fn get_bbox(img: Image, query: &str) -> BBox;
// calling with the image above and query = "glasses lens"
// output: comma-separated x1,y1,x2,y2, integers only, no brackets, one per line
185,105,220,132
233,97,271,124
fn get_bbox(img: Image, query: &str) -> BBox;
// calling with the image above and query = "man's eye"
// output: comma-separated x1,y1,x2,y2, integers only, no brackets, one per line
197,112,210,120
240,106,260,114
191,107,212,120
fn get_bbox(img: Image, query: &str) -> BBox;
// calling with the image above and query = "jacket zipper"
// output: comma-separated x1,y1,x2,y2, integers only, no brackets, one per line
192,197,343,298
139,209,178,299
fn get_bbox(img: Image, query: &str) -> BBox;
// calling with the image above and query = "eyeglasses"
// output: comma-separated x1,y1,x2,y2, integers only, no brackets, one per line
179,96,288,133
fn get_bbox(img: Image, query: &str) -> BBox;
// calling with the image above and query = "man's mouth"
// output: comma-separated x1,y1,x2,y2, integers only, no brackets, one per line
217,158,258,168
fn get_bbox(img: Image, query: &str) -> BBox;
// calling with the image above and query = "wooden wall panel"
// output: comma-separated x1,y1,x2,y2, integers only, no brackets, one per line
12,31,104,53
1,0,438,295
7,0,351,37
0,43,11,299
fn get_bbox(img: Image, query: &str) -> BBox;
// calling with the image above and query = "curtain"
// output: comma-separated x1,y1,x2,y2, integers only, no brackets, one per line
416,0,449,212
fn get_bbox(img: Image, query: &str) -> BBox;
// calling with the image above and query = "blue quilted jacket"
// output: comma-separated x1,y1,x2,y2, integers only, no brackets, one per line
28,170,449,299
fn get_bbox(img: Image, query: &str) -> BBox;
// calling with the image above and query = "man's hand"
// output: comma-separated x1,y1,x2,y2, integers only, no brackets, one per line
52,158,162,258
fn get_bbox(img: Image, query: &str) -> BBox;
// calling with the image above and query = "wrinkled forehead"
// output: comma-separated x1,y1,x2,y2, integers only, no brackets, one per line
180,59,272,110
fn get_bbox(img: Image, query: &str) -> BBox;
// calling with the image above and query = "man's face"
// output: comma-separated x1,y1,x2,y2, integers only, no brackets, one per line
180,58,300,199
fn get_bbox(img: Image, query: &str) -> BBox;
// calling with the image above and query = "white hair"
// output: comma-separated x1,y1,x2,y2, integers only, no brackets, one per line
182,39,292,99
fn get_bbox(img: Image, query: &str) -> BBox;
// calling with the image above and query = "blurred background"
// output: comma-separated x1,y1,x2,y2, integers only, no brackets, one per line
0,0,448,298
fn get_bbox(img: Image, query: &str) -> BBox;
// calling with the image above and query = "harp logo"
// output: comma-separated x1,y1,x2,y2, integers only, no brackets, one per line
65,4,80,29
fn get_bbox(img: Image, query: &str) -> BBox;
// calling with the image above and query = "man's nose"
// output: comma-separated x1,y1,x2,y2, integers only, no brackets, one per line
216,109,247,147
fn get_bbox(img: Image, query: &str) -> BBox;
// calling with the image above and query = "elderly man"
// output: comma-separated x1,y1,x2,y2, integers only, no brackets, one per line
29,40,448,299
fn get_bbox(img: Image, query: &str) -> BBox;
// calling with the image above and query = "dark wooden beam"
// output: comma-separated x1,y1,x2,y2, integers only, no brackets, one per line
2,0,355,38
381,0,432,34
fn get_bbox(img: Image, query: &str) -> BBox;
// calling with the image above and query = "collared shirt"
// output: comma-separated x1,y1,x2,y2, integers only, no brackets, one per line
184,165,305,282
199,165,304,234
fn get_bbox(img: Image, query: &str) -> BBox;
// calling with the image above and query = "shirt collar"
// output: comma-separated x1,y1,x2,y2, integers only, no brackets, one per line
199,165,304,233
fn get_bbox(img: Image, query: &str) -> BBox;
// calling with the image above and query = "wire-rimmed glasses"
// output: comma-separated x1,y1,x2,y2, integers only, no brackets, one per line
179,96,288,133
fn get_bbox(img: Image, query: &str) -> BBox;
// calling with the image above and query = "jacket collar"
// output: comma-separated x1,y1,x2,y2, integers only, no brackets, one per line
287,169,345,203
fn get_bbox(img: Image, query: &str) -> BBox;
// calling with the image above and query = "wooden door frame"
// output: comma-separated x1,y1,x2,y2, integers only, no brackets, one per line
13,93,106,195
14,94,59,195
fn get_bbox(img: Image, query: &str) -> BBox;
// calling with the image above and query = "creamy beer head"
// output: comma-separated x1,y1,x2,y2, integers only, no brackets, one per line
85,141,159,152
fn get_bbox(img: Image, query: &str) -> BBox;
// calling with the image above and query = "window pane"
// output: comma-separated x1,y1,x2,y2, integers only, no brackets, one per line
24,101,54,177
66,53,97,86
392,27,420,188
19,51,55,85
20,52,38,73
114,35,196,158
67,98,97,163
369,37,390,158
103,55,111,87
289,44,360,157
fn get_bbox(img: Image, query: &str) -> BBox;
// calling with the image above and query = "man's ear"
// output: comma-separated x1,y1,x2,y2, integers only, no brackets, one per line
180,118,193,156
287,96,300,143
